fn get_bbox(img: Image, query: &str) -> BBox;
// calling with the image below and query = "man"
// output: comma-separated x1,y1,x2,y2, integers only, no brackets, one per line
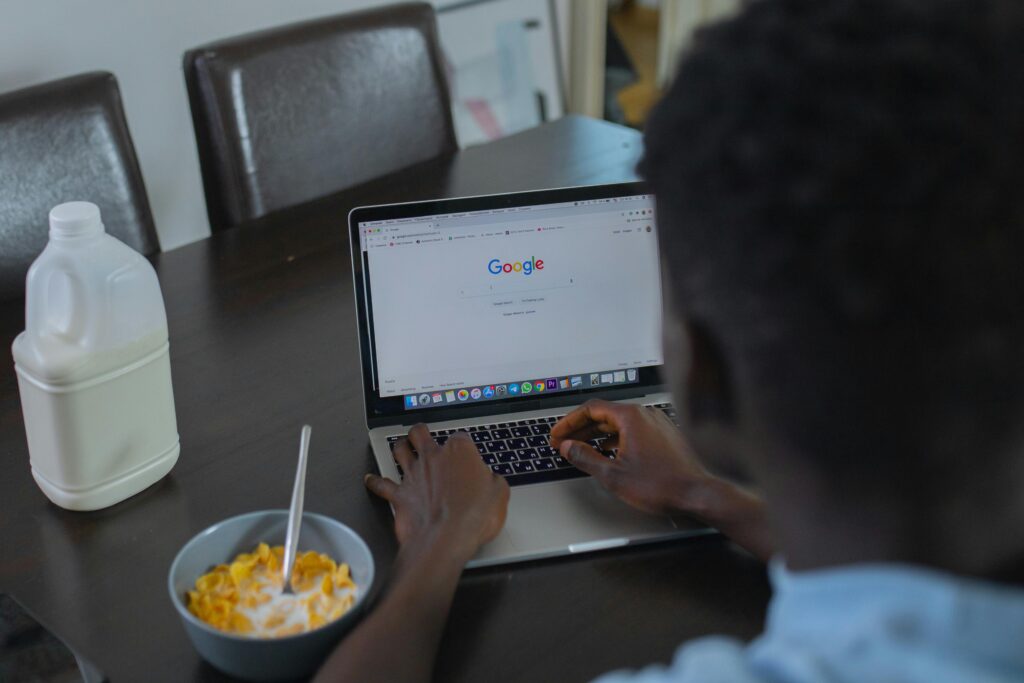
316,0,1024,680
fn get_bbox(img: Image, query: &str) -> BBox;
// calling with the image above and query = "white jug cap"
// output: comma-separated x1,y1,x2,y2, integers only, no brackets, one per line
49,201,104,238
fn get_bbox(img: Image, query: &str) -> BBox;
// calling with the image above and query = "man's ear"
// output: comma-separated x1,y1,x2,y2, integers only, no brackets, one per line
683,319,736,425
661,307,735,425
663,313,753,483
659,270,733,423
658,263,735,424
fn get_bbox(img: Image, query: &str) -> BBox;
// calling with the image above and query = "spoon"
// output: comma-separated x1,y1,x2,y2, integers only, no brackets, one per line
281,424,312,595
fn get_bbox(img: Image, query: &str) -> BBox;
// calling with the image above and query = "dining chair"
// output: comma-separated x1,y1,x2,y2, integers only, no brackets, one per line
0,72,159,300
183,2,458,233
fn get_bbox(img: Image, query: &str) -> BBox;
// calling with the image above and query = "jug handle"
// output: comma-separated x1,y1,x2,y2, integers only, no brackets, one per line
25,256,91,346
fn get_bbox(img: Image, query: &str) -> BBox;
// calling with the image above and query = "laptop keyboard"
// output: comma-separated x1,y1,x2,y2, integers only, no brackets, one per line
386,402,678,487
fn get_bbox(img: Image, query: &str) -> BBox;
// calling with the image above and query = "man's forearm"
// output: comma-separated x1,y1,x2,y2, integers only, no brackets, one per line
683,477,774,561
313,530,472,683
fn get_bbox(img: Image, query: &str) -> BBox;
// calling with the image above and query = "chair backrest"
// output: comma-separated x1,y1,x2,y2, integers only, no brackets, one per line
183,1,458,233
0,72,159,300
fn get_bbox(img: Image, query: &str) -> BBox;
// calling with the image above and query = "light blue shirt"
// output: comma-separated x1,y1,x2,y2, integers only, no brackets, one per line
595,559,1024,683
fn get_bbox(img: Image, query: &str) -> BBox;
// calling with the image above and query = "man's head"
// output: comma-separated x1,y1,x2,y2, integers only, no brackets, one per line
642,0,1024,572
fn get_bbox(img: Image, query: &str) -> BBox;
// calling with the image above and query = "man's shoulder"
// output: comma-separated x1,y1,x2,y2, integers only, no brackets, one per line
590,636,765,683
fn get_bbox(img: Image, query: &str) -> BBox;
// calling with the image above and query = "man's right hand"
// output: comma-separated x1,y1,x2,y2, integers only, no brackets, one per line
550,400,773,560
550,400,714,516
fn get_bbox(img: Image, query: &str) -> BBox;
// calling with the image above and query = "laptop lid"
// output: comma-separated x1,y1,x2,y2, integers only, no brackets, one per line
349,182,666,429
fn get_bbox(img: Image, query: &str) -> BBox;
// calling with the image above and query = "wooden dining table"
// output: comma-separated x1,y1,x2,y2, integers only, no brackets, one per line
0,115,770,683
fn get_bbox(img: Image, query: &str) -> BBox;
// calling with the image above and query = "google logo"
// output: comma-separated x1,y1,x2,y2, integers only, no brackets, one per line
488,257,544,275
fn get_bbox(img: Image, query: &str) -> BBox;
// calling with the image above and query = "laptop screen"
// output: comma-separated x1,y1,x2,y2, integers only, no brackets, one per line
350,183,666,423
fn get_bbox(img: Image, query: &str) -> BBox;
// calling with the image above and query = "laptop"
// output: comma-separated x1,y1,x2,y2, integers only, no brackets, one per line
349,182,712,568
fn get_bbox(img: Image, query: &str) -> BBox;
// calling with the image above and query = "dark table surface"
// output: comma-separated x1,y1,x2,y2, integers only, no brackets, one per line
0,115,770,683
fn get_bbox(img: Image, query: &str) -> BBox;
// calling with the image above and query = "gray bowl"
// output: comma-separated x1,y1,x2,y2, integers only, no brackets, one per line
168,510,375,681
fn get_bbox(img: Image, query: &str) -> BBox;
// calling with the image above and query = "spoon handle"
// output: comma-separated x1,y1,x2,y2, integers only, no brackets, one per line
281,425,312,592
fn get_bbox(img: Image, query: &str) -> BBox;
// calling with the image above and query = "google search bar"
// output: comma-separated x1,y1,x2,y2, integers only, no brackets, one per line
458,275,575,299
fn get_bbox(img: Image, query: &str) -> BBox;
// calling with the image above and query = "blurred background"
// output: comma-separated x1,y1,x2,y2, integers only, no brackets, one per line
0,0,739,250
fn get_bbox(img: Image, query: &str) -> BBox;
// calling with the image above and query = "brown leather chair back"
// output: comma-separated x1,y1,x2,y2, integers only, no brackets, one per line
183,2,457,233
0,72,159,300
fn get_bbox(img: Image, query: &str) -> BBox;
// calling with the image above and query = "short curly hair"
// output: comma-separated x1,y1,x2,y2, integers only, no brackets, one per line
642,0,1024,489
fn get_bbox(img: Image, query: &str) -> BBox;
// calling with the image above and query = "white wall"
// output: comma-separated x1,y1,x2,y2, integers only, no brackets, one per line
0,1,570,251
658,0,742,86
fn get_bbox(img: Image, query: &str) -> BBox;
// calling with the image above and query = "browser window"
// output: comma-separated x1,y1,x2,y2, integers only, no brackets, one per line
358,195,663,403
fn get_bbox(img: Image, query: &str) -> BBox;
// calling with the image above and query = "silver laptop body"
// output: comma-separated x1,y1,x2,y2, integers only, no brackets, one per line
349,182,712,568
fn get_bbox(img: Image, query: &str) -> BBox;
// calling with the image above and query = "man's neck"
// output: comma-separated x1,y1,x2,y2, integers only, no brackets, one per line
768,486,1024,587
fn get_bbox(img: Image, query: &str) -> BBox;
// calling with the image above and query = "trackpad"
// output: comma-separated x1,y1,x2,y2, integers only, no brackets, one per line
501,478,682,553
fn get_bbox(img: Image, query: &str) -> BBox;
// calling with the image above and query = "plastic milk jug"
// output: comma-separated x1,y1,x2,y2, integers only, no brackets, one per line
11,202,179,510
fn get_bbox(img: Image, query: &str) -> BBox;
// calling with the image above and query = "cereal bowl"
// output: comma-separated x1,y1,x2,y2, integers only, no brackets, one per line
169,511,375,681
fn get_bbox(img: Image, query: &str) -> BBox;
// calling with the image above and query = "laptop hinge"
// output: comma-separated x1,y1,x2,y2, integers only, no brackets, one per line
366,385,667,430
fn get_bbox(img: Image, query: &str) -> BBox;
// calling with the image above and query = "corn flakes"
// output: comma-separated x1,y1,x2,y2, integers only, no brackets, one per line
187,543,357,638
